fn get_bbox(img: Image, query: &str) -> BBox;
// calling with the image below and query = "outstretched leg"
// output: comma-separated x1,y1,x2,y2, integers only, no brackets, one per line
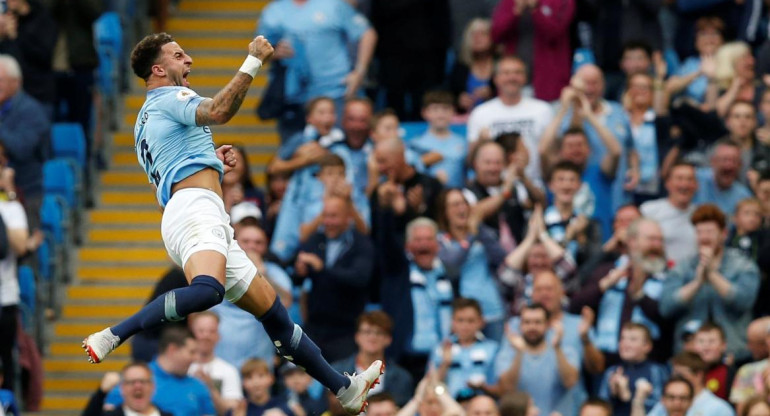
235,274,384,415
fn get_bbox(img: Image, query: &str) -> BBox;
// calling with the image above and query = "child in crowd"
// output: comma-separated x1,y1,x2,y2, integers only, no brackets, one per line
727,198,766,260
281,363,327,416
366,109,425,196
236,359,296,416
599,323,669,416
431,298,499,398
409,91,468,188
694,323,734,401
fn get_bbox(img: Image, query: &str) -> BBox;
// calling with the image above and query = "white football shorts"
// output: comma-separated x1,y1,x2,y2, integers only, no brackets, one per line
161,188,256,302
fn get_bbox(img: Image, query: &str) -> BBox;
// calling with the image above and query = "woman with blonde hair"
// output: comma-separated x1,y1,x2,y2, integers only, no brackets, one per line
710,41,757,117
448,18,496,117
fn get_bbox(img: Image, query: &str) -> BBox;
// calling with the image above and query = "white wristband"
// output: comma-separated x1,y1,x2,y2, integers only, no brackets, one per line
239,55,262,78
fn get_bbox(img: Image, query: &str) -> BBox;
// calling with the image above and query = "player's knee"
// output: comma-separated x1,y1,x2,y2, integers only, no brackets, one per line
163,275,225,320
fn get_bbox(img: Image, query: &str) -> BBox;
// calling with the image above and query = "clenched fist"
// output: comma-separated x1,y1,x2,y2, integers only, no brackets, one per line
249,35,275,62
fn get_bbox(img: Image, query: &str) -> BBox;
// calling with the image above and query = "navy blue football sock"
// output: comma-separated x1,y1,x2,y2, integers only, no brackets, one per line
259,297,350,392
111,275,225,341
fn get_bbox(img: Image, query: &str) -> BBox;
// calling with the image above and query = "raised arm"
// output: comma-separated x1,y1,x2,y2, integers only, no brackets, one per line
196,36,274,126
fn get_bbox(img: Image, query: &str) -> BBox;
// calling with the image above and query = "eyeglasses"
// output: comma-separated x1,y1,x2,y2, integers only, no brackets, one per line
123,379,152,386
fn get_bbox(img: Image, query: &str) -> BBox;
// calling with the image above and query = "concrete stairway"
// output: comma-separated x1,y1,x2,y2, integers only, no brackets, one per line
41,1,277,412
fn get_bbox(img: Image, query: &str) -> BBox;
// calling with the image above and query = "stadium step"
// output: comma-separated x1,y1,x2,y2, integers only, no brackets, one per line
45,0,279,411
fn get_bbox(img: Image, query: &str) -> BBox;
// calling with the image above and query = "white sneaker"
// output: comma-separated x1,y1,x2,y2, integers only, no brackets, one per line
337,360,385,415
82,328,120,364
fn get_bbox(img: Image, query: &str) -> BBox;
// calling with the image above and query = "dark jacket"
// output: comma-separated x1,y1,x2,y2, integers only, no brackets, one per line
82,389,173,416
0,0,57,103
51,0,102,69
0,91,50,198
300,229,374,335
332,355,414,406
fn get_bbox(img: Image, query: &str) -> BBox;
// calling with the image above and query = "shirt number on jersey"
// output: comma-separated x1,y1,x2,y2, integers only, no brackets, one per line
139,138,161,186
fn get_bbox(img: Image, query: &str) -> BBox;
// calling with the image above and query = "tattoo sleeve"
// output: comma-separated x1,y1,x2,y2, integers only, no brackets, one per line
195,71,253,126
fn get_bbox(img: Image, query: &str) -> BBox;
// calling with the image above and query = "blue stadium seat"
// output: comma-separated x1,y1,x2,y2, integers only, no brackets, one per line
43,159,78,210
18,265,36,329
40,194,69,245
400,122,468,142
94,12,123,98
51,123,87,171
37,235,53,283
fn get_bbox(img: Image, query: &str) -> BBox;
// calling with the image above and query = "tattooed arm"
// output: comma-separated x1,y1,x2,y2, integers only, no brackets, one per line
196,36,274,126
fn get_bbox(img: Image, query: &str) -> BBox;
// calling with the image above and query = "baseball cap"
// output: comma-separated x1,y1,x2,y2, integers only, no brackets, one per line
230,202,262,224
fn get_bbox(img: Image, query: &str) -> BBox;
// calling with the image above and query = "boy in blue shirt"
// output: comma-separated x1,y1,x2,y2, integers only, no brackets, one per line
409,91,468,188
235,358,296,416
431,298,499,399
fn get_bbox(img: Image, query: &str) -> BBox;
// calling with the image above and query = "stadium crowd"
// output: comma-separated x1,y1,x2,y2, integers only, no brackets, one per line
6,0,770,415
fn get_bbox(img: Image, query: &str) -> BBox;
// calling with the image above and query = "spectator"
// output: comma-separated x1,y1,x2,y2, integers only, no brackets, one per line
332,311,414,406
280,363,328,416
745,317,770,364
221,145,266,213
395,376,464,416
490,0,575,101
378,217,453,381
0,54,48,231
579,398,611,416
756,171,770,228
463,141,538,247
638,376,694,416
295,195,374,362
259,0,376,140
598,323,669,416
236,358,296,416
543,161,601,263
605,41,654,102
650,351,734,416
370,0,449,121
431,298,499,398
502,205,576,311
693,140,753,223
105,327,215,416
187,311,243,414
466,395,499,416
498,391,538,416
721,101,770,187
0,158,30,392
693,323,734,401
666,17,724,106
264,170,290,238
51,0,101,176
371,137,443,241
571,217,669,365
409,91,468,188
368,109,425,181
712,42,756,119
0,363,18,416
467,56,554,185
329,98,374,198
436,189,506,339
0,0,57,117
727,198,767,262
213,223,292,371
82,363,172,416
540,96,623,240
496,303,579,415
730,324,770,413
366,393,399,416
741,397,770,416
660,204,760,362
640,161,699,267
448,19,495,117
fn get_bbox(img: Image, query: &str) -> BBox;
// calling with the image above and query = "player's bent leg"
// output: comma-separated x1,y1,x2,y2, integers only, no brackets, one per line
235,273,384,415
82,251,227,364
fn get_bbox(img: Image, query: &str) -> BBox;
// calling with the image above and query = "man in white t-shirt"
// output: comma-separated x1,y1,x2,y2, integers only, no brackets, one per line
187,311,243,415
467,55,553,184
640,161,699,268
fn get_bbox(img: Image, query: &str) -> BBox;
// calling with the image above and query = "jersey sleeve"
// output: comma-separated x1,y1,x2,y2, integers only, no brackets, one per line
335,0,370,42
162,89,207,126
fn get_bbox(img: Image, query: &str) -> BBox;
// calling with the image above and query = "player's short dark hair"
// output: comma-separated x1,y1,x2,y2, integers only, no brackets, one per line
318,153,346,170
158,326,194,354
579,398,612,416
371,108,398,130
549,160,583,182
131,32,175,81
621,322,653,344
306,96,335,115
356,310,393,336
664,375,695,400
495,132,521,155
521,302,550,321
452,297,483,316
367,392,396,406
696,321,726,341
422,90,455,109
622,40,653,58
671,351,708,373
691,204,727,230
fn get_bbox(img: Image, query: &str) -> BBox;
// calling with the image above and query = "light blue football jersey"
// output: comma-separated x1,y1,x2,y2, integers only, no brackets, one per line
134,86,224,207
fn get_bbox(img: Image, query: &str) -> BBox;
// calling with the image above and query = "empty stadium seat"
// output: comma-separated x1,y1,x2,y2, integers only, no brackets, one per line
51,123,88,171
